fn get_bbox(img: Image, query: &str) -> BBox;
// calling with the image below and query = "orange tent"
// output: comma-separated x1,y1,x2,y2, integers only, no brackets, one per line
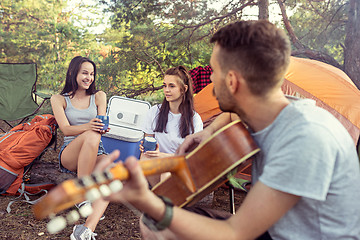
194,56,360,144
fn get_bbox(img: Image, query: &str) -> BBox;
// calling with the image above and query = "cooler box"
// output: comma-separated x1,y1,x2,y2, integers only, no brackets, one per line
101,96,151,162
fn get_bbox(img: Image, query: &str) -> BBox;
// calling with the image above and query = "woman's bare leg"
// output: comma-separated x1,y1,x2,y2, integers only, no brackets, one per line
83,154,110,231
61,131,109,231
60,130,101,176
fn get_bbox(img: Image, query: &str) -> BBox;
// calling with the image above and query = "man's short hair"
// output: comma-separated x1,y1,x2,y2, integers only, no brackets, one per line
210,20,291,95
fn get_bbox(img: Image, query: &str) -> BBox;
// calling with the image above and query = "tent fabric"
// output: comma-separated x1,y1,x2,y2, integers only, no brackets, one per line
193,82,221,123
194,56,360,144
282,57,360,143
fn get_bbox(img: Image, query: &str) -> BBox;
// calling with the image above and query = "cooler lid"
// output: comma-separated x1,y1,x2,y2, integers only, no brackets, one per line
104,96,151,142
103,128,143,142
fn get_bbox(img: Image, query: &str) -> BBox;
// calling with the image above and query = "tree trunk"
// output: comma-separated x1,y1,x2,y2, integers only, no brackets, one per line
344,0,360,89
258,0,269,20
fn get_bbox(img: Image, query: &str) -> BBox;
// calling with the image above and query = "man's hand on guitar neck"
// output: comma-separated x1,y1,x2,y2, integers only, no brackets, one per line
96,150,165,219
176,112,236,154
94,150,149,206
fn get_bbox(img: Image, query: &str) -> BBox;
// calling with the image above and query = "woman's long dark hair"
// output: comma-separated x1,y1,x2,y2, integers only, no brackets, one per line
60,56,98,97
154,66,195,138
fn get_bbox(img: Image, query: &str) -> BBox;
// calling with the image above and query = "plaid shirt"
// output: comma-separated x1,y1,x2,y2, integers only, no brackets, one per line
189,65,212,93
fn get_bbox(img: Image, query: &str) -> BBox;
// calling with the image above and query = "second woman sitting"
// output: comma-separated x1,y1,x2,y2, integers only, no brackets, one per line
140,65,203,186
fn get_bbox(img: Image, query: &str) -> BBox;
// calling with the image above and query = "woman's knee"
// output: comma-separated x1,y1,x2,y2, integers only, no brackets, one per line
81,130,101,146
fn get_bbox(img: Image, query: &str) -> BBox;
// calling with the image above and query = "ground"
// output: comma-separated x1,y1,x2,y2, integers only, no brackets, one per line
0,121,246,240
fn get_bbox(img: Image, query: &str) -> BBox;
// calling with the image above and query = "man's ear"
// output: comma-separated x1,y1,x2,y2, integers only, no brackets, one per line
226,70,240,94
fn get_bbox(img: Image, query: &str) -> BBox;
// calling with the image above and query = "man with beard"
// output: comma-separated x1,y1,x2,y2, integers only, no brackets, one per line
100,20,360,239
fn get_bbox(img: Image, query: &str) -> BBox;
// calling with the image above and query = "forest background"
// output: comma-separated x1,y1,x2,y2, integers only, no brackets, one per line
1,0,360,105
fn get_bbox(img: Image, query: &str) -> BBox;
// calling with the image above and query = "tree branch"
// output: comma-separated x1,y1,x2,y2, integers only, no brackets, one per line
291,49,342,69
277,0,341,69
143,51,165,75
168,0,256,41
277,0,305,49
117,84,163,98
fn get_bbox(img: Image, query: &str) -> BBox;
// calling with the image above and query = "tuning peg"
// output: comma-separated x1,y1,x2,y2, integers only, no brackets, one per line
66,210,80,224
92,172,107,184
99,184,112,197
108,180,123,193
47,216,67,234
85,188,101,202
79,175,95,188
78,203,93,218
104,169,113,180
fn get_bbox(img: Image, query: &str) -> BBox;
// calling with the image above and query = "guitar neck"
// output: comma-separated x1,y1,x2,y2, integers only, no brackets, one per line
33,155,193,220
110,155,195,192
110,155,184,179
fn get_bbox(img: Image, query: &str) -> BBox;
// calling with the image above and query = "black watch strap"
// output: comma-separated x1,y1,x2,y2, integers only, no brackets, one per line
142,195,174,231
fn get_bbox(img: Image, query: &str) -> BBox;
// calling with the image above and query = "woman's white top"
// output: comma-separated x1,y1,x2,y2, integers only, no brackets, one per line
142,105,203,154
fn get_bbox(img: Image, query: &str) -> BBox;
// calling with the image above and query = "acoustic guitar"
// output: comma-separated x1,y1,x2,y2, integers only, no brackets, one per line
32,120,260,232
151,120,259,206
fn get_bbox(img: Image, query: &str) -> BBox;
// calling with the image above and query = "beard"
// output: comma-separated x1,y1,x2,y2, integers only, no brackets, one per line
213,83,247,121
213,83,235,113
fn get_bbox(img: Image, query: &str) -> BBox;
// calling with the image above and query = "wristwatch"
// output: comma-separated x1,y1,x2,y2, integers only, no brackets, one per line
142,195,174,231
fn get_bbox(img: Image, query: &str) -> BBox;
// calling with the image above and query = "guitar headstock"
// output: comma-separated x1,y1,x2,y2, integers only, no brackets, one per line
33,167,124,234
33,156,190,234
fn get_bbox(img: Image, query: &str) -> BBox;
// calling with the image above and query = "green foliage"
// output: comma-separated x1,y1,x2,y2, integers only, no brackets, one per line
0,0,105,93
102,0,162,26
96,0,218,99
287,0,347,64
2,0,354,100
0,0,247,100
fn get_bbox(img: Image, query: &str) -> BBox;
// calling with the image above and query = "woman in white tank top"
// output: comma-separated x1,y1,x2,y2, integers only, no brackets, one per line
50,56,108,239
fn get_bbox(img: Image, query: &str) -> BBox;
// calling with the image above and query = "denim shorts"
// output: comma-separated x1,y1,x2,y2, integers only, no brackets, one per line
58,140,107,174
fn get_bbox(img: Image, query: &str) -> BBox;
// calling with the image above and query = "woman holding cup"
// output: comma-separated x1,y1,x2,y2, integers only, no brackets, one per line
140,65,203,186
50,56,109,240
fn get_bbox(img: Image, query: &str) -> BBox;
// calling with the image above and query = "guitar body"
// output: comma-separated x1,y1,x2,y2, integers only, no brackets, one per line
152,120,259,207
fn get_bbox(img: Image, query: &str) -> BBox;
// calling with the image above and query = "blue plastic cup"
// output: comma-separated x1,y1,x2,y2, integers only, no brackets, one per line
143,136,157,152
96,115,109,130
